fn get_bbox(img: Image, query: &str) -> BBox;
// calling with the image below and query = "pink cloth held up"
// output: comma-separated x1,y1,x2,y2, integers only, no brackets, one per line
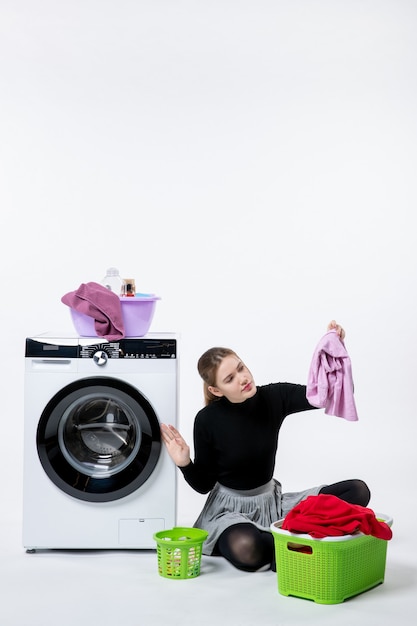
306,330,358,421
61,281,125,341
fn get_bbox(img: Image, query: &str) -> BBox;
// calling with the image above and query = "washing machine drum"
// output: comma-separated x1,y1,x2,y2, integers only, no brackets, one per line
37,377,162,502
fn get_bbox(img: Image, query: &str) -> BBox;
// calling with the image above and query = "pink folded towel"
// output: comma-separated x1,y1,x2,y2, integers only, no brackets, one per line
306,330,358,421
61,282,125,341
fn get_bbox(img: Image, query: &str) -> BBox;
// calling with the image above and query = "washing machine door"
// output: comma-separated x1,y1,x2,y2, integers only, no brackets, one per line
37,377,161,502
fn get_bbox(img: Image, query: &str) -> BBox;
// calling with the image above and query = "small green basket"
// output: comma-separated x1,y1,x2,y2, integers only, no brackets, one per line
153,527,209,580
271,514,392,604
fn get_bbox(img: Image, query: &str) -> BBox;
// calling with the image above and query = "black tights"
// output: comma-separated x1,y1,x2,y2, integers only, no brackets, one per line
215,523,275,572
319,478,370,507
215,479,370,572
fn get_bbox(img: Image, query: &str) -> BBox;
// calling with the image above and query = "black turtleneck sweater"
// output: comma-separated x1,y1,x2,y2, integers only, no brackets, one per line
180,383,315,494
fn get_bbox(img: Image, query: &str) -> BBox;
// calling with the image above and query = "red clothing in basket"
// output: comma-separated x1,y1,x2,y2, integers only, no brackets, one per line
282,494,392,540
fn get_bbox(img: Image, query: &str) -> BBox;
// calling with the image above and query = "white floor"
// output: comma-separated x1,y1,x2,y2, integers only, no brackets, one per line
1,506,416,626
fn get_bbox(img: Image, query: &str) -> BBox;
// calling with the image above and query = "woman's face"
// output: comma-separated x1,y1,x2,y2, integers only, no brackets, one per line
208,354,256,403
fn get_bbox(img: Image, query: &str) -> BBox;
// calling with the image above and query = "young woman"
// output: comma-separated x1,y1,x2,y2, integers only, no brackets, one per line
160,321,370,572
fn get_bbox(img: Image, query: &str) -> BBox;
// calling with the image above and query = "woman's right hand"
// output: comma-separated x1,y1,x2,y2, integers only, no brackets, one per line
160,423,191,467
327,319,345,341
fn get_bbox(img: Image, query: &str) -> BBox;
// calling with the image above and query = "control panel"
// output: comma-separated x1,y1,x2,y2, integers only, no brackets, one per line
26,337,177,359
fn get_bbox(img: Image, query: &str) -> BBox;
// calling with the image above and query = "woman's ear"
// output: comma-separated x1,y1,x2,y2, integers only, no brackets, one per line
208,385,223,398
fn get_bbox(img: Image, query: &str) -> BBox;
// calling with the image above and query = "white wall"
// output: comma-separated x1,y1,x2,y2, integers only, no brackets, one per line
1,0,415,537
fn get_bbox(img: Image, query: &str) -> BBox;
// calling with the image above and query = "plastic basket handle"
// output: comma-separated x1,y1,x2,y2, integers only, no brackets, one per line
287,541,313,554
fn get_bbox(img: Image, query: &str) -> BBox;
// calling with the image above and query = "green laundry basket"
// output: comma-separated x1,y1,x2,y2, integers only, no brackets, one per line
153,527,209,579
271,514,393,604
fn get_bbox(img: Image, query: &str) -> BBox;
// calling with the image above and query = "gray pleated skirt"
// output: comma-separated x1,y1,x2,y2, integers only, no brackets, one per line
194,479,324,555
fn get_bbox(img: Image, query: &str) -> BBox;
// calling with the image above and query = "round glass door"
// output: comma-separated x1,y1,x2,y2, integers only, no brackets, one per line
37,377,161,502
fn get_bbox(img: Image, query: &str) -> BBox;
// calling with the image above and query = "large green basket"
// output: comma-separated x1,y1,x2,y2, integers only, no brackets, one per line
271,514,392,604
153,527,209,580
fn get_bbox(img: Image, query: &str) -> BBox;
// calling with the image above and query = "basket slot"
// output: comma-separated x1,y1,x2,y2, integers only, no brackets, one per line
287,541,313,554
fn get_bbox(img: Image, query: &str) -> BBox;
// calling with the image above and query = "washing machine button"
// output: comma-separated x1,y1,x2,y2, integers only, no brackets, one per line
93,350,108,366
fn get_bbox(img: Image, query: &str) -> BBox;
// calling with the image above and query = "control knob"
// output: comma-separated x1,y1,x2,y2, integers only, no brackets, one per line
93,350,108,366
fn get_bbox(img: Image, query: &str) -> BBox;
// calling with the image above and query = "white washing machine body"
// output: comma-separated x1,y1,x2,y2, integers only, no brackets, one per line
23,332,178,550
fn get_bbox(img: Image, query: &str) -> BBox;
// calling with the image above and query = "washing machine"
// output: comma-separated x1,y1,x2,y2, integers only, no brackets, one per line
23,332,178,551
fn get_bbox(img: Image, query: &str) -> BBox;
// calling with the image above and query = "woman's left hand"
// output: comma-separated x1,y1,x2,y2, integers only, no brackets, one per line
327,320,345,341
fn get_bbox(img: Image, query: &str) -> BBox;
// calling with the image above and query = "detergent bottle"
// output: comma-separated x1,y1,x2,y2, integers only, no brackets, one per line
101,267,124,294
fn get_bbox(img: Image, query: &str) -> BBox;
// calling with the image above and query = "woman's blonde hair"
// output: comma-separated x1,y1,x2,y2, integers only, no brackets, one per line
197,347,238,405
